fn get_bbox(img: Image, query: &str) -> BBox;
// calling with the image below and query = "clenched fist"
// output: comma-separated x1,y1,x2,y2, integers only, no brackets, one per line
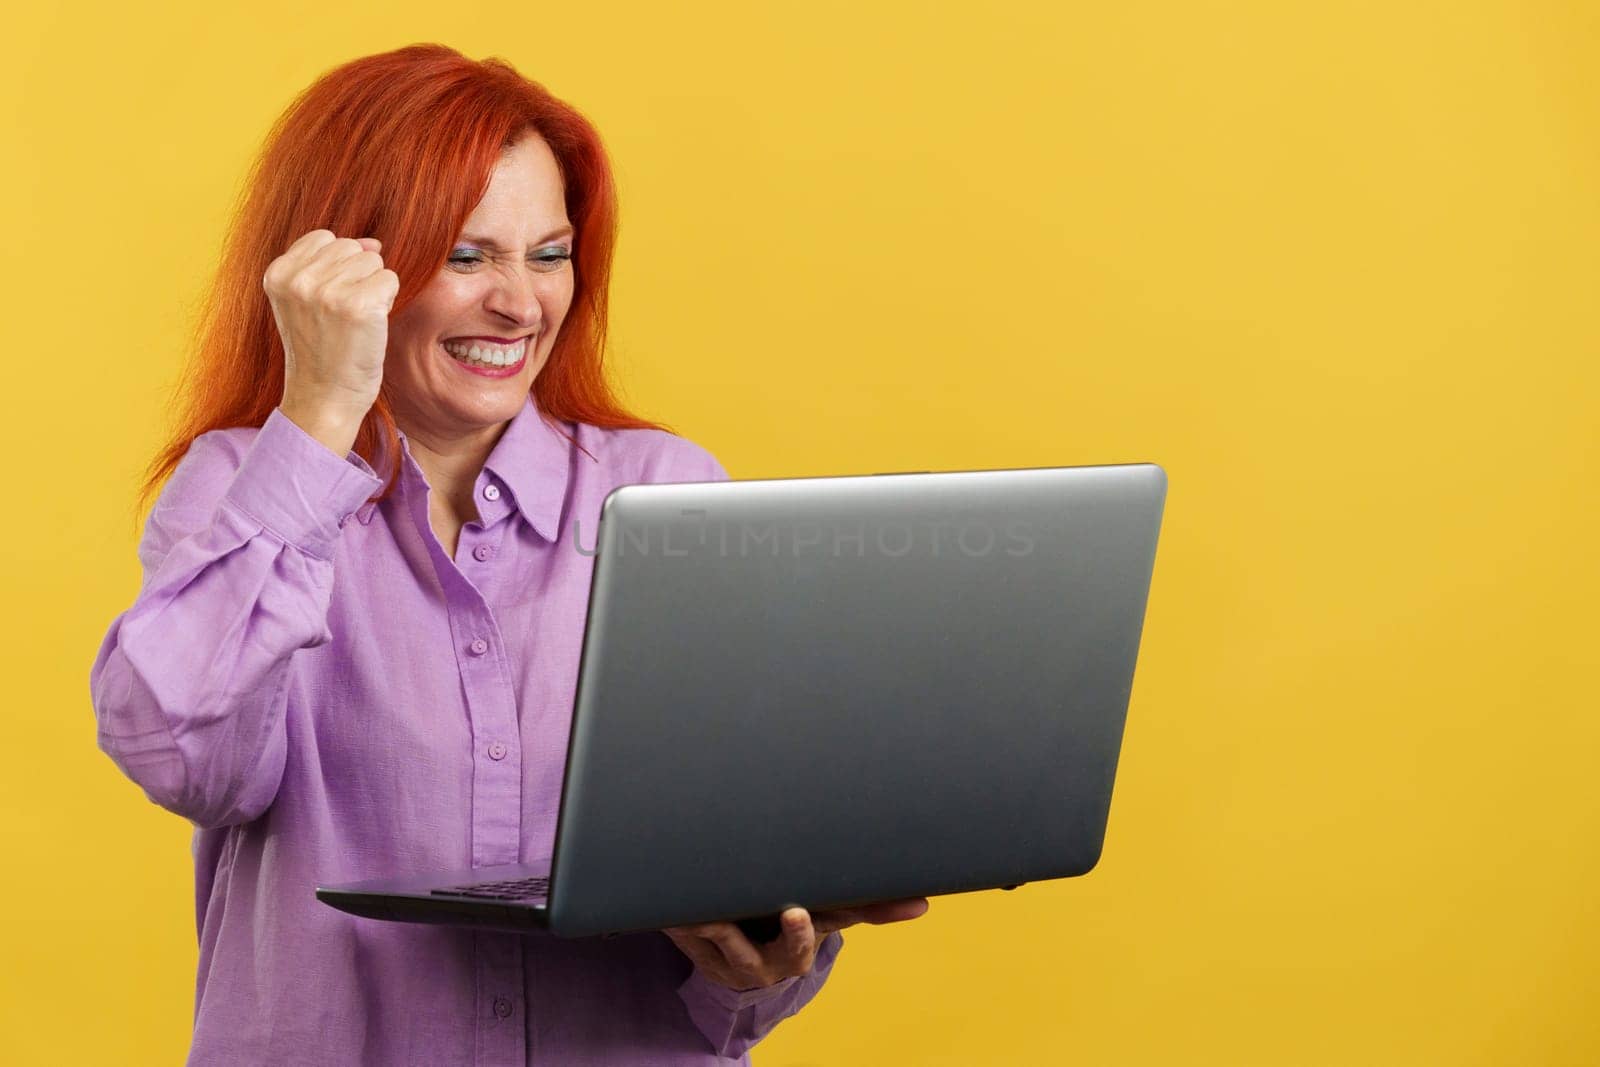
264,228,400,455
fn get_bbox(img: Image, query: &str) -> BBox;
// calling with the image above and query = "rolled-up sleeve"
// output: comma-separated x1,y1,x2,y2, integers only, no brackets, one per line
89,408,381,829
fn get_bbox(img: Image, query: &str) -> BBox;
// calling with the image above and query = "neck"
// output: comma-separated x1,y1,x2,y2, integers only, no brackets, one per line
398,418,509,517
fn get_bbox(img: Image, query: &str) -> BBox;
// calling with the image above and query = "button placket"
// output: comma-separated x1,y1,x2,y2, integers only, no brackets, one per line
456,609,520,873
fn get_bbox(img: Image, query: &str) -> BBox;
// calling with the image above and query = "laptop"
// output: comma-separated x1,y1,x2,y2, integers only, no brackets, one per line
316,461,1167,941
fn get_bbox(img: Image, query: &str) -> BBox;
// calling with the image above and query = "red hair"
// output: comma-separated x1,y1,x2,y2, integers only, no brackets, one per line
138,43,666,515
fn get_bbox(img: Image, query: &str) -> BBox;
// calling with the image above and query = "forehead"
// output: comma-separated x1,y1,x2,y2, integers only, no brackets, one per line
462,134,570,236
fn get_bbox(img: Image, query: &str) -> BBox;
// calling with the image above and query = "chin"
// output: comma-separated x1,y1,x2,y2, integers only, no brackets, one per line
448,389,528,428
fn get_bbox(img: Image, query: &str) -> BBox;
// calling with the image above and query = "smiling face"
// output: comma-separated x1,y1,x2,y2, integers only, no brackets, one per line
384,131,575,443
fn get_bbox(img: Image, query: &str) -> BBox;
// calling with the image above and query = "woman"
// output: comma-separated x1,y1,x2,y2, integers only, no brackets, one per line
90,44,925,1065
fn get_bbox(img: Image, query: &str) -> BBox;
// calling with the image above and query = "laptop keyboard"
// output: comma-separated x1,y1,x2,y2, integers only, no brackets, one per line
430,876,549,902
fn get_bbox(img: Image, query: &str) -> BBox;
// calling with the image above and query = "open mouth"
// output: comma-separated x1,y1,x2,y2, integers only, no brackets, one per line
441,336,531,376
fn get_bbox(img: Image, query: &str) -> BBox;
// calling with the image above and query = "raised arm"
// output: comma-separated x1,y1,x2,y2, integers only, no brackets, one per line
91,227,399,827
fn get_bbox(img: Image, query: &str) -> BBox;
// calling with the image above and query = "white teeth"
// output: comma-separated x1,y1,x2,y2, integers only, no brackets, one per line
443,338,529,367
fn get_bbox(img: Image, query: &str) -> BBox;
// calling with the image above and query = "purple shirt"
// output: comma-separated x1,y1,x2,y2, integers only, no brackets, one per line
90,397,841,1065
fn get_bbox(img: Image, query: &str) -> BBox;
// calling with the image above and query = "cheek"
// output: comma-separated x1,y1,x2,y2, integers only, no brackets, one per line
393,289,476,350
544,281,576,325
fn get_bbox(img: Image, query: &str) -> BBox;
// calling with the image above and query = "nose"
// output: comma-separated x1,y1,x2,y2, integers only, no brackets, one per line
482,262,542,331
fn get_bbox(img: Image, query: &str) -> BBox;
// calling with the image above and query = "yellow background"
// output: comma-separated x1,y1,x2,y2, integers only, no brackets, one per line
4,1,1596,1063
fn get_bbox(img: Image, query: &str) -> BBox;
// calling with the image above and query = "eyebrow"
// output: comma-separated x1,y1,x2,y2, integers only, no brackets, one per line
458,225,574,249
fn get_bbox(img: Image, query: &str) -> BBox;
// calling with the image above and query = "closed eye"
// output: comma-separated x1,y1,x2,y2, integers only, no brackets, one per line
447,248,572,271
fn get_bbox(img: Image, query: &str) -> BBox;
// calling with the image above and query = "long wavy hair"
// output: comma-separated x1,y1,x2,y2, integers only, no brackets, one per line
138,43,665,515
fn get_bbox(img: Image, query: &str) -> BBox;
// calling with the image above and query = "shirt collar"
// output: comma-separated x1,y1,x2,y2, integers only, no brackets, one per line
479,393,575,542
356,395,576,543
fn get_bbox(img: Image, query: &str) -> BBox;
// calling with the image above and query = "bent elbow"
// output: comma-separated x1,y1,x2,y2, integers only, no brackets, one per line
89,653,283,830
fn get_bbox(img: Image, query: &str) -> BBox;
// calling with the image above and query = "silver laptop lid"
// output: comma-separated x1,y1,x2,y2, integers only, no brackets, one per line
548,463,1167,937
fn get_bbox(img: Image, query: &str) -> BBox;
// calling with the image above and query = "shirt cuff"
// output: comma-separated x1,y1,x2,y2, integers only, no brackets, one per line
678,967,804,1011
221,407,382,560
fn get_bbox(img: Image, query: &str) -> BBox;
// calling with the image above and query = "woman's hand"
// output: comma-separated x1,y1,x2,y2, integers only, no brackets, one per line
663,897,929,992
264,228,399,454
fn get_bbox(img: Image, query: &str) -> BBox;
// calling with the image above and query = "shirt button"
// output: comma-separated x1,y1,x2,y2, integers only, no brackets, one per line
487,741,507,761
483,484,501,501
493,996,513,1018
468,638,489,656
472,544,494,562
